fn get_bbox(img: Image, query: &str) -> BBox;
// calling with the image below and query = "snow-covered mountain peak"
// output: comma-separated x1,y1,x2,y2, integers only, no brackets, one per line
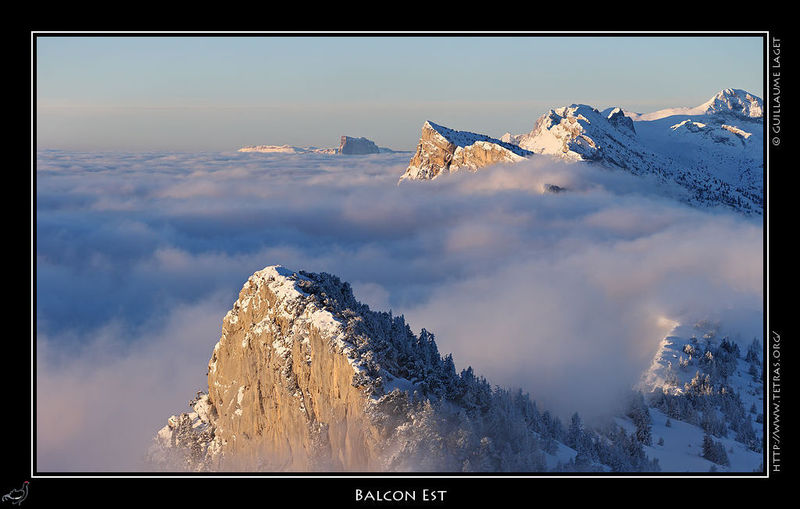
403,88,762,214
515,102,639,164
700,88,763,118
606,106,637,134
628,89,763,122
491,89,764,214
551,103,598,120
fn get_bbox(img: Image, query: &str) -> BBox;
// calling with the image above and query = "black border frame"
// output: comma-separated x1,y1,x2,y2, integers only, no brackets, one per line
21,29,786,506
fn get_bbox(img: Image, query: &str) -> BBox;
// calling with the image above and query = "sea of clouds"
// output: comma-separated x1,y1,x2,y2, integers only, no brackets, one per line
35,149,763,471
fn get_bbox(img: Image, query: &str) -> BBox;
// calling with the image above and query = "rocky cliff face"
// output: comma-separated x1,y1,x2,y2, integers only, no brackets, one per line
150,266,414,471
399,121,533,181
204,267,380,470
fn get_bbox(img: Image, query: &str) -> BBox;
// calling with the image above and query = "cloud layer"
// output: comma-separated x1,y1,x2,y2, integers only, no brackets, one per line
36,150,763,470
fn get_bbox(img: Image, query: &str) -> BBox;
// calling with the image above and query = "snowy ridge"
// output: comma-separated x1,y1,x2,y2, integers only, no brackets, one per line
400,121,533,181
423,121,531,155
625,88,763,121
669,120,753,147
498,88,764,214
404,89,763,214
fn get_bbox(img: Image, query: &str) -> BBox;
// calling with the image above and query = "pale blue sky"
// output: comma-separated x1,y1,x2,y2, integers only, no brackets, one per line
36,35,765,151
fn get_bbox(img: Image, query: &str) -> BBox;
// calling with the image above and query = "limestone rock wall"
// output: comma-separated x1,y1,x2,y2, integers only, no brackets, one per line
151,267,397,471
208,268,390,470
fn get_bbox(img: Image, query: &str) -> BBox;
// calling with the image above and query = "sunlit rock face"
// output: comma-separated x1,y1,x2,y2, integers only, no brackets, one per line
150,266,398,471
400,121,533,181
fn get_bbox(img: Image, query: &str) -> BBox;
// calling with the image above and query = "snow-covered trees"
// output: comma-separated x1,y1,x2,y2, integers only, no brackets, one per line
645,329,764,458
592,424,660,472
627,392,653,446
379,360,664,472
295,269,666,472
566,412,584,450
702,434,730,466
665,361,681,385
745,337,762,364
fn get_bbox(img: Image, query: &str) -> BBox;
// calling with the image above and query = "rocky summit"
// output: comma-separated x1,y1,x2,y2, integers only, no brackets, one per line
149,266,408,471
148,265,512,471
399,121,534,182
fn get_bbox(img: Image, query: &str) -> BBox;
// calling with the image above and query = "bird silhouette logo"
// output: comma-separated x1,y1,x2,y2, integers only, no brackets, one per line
1,481,28,506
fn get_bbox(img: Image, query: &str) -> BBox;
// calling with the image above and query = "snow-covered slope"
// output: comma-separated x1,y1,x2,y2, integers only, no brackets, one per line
628,92,764,214
510,89,764,214
630,321,764,472
512,104,658,171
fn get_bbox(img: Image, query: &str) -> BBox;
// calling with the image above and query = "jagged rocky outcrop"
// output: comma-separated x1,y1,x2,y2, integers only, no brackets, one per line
606,107,636,134
399,121,534,181
338,136,381,155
